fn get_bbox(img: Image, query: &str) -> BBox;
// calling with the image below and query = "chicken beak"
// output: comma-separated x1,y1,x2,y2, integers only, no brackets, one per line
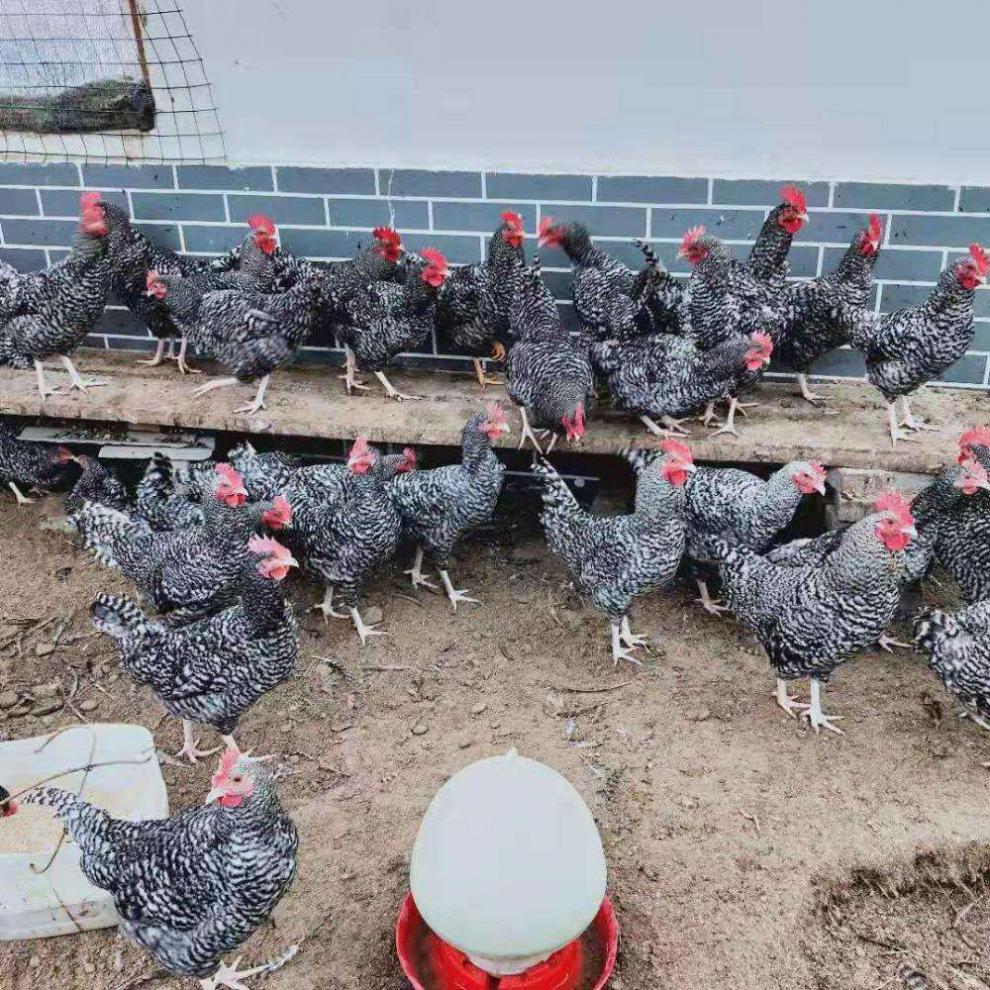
815,480,827,495
902,524,919,539
684,462,698,474
205,787,225,805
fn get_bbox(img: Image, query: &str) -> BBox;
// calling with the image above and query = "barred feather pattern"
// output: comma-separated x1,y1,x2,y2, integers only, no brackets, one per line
227,443,303,502
914,599,990,720
715,512,908,682
0,424,73,491
66,456,129,515
933,482,990,604
390,410,505,570
746,202,799,282
534,456,687,622
23,765,297,980
133,453,208,531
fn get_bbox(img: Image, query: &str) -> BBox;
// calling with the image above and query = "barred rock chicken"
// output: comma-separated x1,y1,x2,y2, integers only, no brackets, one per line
92,535,298,762
19,746,298,990
227,442,304,502
133,452,210,531
297,439,404,643
0,193,112,396
436,212,526,387
66,454,129,514
390,404,510,609
838,244,989,446
537,218,681,339
714,492,918,733
0,424,75,504
915,599,990,731
147,268,324,414
100,203,278,373
72,464,292,622
334,248,449,401
534,440,695,665
592,330,773,438
778,214,882,404
505,258,593,453
746,185,809,283
683,459,827,613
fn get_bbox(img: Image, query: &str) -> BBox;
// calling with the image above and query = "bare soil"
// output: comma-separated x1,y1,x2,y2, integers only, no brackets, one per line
1,491,989,990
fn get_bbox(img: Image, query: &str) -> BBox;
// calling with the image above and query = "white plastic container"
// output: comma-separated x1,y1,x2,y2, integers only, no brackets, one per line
0,723,169,941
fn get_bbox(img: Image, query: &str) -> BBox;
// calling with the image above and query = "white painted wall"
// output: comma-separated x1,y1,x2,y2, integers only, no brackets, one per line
184,0,990,184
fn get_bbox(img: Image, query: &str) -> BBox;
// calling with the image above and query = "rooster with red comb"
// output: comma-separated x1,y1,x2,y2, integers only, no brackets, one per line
746,184,810,283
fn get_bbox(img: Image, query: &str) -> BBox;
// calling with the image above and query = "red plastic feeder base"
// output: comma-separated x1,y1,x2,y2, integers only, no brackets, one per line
396,892,618,990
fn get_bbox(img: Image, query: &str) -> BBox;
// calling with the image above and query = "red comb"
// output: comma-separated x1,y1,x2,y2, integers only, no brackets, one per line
145,270,160,288
538,217,555,239
868,214,882,240
780,185,807,213
248,533,285,556
751,331,774,356
875,491,914,525
215,463,243,487
501,211,524,229
80,191,101,211
969,243,989,276
212,745,241,786
959,426,990,460
247,213,275,235
372,227,401,248
401,447,417,466
486,401,506,421
421,247,448,270
350,437,370,457
810,461,827,480
660,438,694,462
681,225,705,249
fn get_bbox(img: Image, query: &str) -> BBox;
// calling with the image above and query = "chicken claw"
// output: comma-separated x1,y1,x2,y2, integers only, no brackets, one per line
405,547,438,591
374,371,421,401
176,719,221,764
796,373,825,406
877,633,911,652
695,579,731,616
349,607,386,645
774,678,809,718
200,946,299,990
8,481,35,505
640,415,689,438
610,622,644,666
619,615,649,649
518,407,544,454
800,679,844,735
61,356,107,393
440,570,479,611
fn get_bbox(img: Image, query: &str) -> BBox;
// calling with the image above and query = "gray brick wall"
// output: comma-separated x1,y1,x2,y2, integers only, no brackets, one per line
0,161,988,388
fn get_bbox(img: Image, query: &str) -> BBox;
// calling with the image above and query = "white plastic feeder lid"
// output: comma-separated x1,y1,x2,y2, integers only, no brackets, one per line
410,749,607,961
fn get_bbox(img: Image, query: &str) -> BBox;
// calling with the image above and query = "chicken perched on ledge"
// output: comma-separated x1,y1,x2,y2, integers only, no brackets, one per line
0,193,112,396
714,492,917,733
535,440,695,665
838,244,988,446
18,746,299,990
683,459,827,613
745,185,809,283
391,404,510,610
92,535,299,763
505,258,593,453
436,213,526,387
0,423,75,505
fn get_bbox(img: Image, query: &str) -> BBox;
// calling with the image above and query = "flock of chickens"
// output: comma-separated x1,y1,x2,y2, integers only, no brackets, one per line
1,186,990,989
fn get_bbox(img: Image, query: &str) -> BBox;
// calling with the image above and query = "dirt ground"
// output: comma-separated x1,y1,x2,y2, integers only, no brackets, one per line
1,486,990,990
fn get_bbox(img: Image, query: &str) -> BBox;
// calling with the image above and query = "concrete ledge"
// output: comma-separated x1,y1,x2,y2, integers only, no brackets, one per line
0,350,984,472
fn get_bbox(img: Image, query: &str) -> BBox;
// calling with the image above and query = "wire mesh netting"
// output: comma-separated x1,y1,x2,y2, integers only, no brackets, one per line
0,0,224,163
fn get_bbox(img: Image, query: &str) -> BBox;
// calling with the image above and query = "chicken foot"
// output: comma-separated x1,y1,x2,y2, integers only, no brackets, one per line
609,621,644,667
233,375,269,416
709,396,747,438
796,373,825,406
518,407,544,455
801,678,844,735
60,355,108,393
877,633,911,652
339,346,371,394
374,370,420,402
898,394,939,433
200,945,299,990
312,586,386,644
440,569,479,611
695,579,730,616
620,615,648,650
191,375,269,415
136,338,168,368
471,357,504,390
33,359,60,399
404,546,438,591
774,678,808,718
170,336,200,375
699,402,721,428
640,415,690,438
887,401,921,448
176,719,222,764
8,481,35,505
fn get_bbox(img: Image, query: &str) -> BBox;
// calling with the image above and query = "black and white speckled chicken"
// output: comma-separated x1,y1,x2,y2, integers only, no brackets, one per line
19,745,298,990
0,193,112,397
536,218,681,339
0,423,75,505
837,245,988,446
591,330,773,439
390,404,510,610
436,213,526,387
92,535,298,763
713,492,918,733
304,438,406,643
681,459,826,614
505,258,593,454
914,598,990,732
777,214,882,404
334,248,449,401
132,452,212,531
745,185,809,283
534,440,695,665
227,442,304,502
100,204,278,373
72,464,293,622
65,454,129,514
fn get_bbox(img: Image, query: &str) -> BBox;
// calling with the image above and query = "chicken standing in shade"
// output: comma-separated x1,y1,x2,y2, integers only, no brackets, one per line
838,244,988,446
334,249,449,401
537,218,681,338
682,459,827,614
436,213,526,387
0,423,75,504
534,440,695,665
0,193,112,396
92,535,298,763
745,185,810,283
390,404,511,609
505,258,593,453
713,492,918,733
66,454,129,514
18,746,299,990
133,452,210,531
778,214,882,404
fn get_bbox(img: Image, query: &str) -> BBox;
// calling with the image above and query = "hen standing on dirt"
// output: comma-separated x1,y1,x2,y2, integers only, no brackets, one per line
505,258,593,453
535,440,695,665
778,214,882,404
92,535,299,762
436,213,526,387
391,404,511,610
0,193,112,397
839,245,988,446
0,423,75,504
714,492,918,733
18,746,299,990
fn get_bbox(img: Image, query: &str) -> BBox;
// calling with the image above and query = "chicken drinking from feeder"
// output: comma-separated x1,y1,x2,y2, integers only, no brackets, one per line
397,749,618,990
